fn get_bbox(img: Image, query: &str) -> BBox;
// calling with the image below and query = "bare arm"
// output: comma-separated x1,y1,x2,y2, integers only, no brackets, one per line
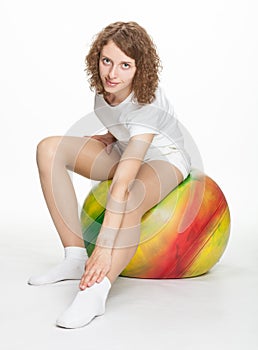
96,133,155,249
79,132,155,289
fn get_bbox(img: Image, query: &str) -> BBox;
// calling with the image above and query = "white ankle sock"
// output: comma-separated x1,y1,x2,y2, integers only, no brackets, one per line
28,246,88,286
56,276,111,329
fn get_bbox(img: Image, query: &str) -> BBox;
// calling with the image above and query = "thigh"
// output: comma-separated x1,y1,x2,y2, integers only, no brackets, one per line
126,160,184,215
53,136,121,180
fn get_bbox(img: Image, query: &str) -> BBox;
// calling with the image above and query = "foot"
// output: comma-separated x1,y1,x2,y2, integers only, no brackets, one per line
56,276,111,328
28,246,88,285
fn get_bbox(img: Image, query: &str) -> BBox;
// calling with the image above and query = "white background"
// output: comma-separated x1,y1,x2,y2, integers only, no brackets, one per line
1,0,257,229
0,1,258,349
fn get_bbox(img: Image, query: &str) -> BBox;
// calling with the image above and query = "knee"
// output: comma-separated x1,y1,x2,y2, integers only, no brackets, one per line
124,179,147,216
36,136,61,170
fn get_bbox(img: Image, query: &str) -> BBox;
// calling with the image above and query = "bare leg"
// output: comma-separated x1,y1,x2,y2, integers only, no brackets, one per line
36,136,121,248
56,159,184,328
28,136,121,285
106,160,184,284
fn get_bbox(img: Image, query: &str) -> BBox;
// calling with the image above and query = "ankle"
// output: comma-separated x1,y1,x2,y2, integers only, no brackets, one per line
64,246,88,260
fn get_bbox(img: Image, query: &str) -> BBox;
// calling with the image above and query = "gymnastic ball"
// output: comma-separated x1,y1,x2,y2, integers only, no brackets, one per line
80,170,230,278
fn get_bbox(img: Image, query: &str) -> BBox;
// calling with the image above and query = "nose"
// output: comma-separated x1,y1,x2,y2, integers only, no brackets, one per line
108,65,118,80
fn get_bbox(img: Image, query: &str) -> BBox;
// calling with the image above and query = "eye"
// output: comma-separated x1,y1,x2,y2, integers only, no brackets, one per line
102,58,111,65
121,62,130,69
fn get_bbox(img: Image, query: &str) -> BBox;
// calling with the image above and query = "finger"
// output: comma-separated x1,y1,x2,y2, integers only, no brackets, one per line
87,271,102,287
82,269,101,288
80,259,99,289
80,269,94,290
79,275,84,287
90,135,102,141
92,137,108,148
79,273,88,290
92,135,108,143
106,144,113,154
96,271,107,283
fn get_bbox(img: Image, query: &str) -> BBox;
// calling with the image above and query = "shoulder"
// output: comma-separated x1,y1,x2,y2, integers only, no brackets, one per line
94,93,102,110
132,86,172,115
94,93,106,108
132,85,170,110
152,86,171,109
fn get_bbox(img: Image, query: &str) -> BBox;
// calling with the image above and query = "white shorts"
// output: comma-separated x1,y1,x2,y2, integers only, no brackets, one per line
114,142,191,180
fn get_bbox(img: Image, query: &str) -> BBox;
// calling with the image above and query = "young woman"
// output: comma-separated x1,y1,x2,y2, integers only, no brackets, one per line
28,21,191,328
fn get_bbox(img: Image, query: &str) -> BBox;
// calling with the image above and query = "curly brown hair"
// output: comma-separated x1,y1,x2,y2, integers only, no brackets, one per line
85,21,162,104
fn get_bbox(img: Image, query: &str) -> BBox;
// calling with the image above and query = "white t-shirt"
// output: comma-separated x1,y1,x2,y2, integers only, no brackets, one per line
94,86,191,165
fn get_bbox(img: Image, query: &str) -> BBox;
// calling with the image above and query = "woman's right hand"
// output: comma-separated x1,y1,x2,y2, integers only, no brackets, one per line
87,132,117,154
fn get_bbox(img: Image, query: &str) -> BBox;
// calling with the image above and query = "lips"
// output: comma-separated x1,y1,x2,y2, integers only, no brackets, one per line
105,78,120,87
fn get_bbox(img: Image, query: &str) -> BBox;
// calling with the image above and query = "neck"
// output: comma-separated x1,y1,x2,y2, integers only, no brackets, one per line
105,90,132,106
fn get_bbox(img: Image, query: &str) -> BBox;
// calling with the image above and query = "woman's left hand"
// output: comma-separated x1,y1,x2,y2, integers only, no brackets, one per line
79,247,112,290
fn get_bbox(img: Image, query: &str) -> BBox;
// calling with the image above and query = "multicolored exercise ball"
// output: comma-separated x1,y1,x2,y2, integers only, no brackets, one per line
81,170,230,278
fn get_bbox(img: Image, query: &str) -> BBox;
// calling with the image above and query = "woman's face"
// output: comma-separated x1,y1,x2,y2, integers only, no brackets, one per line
99,40,137,103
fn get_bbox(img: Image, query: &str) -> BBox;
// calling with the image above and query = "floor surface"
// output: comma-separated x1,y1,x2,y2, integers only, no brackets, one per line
1,222,257,350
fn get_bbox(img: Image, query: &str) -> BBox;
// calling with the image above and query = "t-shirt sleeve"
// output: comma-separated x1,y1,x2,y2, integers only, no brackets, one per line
127,123,159,137
125,104,170,138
